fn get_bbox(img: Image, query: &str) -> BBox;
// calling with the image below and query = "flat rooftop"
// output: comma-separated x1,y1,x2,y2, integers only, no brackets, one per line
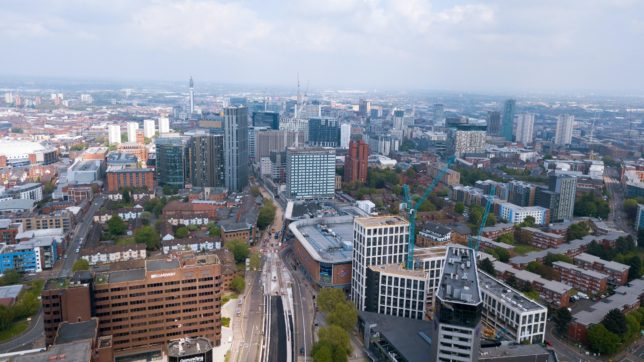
553,261,608,280
147,258,180,272
478,271,546,312
437,246,481,305
0,284,23,299
167,337,214,357
479,343,551,361
414,245,449,260
355,215,408,228
8,340,92,362
573,278,644,326
54,319,98,345
359,311,433,362
369,264,427,279
574,253,630,273
290,215,354,264
102,268,146,284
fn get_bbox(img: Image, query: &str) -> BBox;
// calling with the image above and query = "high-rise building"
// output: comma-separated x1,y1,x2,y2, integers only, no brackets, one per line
143,119,156,138
433,104,445,126
187,130,224,188
286,147,335,199
224,106,249,192
502,99,516,141
508,180,537,206
108,125,121,145
487,111,501,136
344,140,368,184
155,134,188,188
248,126,267,162
431,246,482,362
447,124,487,157
158,117,170,134
515,113,535,145
549,173,577,221
359,99,371,116
308,117,340,147
255,130,304,160
252,111,279,130
351,216,409,311
189,76,195,114
340,123,351,149
554,115,574,145
365,264,427,320
127,122,139,143
392,109,405,130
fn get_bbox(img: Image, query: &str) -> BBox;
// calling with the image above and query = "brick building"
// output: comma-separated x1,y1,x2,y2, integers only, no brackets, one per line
552,261,608,295
344,139,368,184
105,165,154,193
521,227,566,249
573,253,630,286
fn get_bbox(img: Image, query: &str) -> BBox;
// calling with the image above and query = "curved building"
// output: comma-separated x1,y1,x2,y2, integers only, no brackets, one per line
0,140,58,167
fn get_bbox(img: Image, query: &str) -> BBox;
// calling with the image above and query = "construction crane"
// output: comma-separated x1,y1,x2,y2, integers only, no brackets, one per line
468,187,496,252
402,156,456,269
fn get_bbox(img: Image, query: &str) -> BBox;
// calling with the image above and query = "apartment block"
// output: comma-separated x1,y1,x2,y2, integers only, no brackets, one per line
521,227,566,249
552,261,608,295
573,253,630,286
105,165,155,193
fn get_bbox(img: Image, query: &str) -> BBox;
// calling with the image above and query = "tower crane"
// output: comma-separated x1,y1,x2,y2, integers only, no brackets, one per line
401,156,456,269
468,187,496,252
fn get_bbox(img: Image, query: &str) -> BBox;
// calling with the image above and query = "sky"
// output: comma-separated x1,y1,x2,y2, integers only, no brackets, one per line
1,0,643,94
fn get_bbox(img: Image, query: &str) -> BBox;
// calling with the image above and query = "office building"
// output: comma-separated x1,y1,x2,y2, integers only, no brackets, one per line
573,253,630,286
248,126,268,162
42,274,93,346
127,122,139,143
143,119,156,138
108,125,121,145
359,99,371,116
155,134,188,188
479,272,547,344
187,130,224,188
158,117,170,134
552,261,608,295
252,111,279,129
412,245,448,317
431,246,482,362
554,115,574,145
351,216,409,311
223,106,249,192
286,147,335,199
188,76,194,114
508,180,536,207
498,203,549,225
340,123,351,149
447,124,487,157
344,140,368,184
365,264,427,320
308,117,340,147
433,104,445,126
549,173,577,222
502,99,516,141
105,165,154,192
515,113,534,145
255,130,303,160
168,337,214,362
487,111,501,136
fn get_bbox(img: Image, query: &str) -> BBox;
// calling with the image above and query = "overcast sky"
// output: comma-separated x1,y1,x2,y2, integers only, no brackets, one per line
1,0,643,94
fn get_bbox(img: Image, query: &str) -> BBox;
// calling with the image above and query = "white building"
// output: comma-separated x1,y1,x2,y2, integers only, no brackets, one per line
515,114,535,145
340,123,351,149
286,147,336,200
158,117,170,134
108,125,121,145
413,245,448,317
479,271,548,344
554,115,574,145
260,157,272,177
498,203,549,225
356,200,376,215
80,244,146,266
365,264,428,320
143,119,156,138
127,122,139,143
351,216,409,311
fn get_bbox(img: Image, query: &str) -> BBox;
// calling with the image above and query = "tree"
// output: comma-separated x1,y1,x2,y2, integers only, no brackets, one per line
209,224,221,237
121,189,132,204
454,202,465,214
494,247,510,262
469,205,483,225
627,256,642,281
496,233,515,245
162,185,178,195
587,324,620,356
486,213,497,226
317,325,351,355
134,226,161,250
326,301,358,331
312,341,335,362
479,258,496,275
249,252,261,271
521,216,536,227
602,309,628,336
107,215,127,236
250,186,261,197
0,270,21,286
231,276,245,294
566,222,589,241
72,259,90,272
174,226,189,239
317,288,346,313
225,239,250,263
544,253,573,266
552,307,572,335
257,200,276,230
623,198,639,221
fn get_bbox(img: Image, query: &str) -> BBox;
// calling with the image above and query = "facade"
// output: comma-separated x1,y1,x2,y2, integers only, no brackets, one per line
108,125,121,145
308,117,340,147
515,113,534,145
487,111,501,136
286,147,336,200
365,264,427,320
117,143,148,165
502,99,516,141
340,123,351,149
2,183,43,202
223,106,249,192
105,165,154,192
127,122,139,143
479,272,547,344
552,261,608,295
635,204,644,230
155,134,188,188
508,180,536,207
42,275,93,346
0,238,58,273
429,162,461,186
188,76,195,114
412,245,448,317
521,227,566,249
351,216,409,311
573,253,629,286
548,173,577,222
344,140,368,184
143,119,156,138
255,130,304,160
80,244,147,265
431,246,482,362
252,111,279,129
158,117,170,134
498,203,549,225
14,212,74,232
417,223,452,247
187,131,224,188
554,115,574,145
447,124,487,157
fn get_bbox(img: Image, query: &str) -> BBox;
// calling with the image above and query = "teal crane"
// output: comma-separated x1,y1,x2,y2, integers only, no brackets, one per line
402,156,456,270
468,187,496,252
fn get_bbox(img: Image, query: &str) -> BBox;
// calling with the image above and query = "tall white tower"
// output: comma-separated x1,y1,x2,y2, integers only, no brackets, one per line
127,122,139,143
143,119,156,138
189,76,195,114
158,117,170,134
515,114,535,145
554,115,574,145
108,125,121,145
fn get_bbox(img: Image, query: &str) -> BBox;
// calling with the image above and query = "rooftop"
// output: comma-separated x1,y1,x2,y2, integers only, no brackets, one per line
478,271,546,312
289,215,354,264
355,215,408,228
54,318,98,345
573,278,644,327
147,258,180,272
437,246,481,305
0,284,23,300
479,343,552,361
167,337,214,357
7,340,92,362
106,151,137,163
369,264,427,279
552,261,609,280
420,222,451,236
574,253,630,273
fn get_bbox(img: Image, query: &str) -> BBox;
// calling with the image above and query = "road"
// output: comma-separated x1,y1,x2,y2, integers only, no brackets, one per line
232,267,264,362
545,324,598,362
604,173,635,236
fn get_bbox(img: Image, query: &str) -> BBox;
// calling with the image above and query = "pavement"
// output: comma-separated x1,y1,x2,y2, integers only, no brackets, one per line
212,296,237,361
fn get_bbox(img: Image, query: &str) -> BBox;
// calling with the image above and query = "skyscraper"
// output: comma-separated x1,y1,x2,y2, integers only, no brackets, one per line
224,106,249,192
155,134,188,188
127,122,139,143
286,147,335,199
252,111,279,129
359,99,371,116
447,124,487,157
187,130,224,188
502,99,516,141
549,173,577,221
554,115,574,145
431,246,482,361
340,123,351,149
515,113,535,145
308,117,340,147
344,139,368,184
487,111,501,136
108,125,121,145
188,76,195,114
433,104,445,126
143,119,156,138
158,117,170,134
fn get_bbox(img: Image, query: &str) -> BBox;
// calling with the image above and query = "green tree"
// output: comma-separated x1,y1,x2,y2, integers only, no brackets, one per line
521,216,536,227
326,301,358,331
250,186,261,197
602,309,628,336
479,258,496,275
231,276,245,294
107,215,127,236
257,200,276,230
249,252,261,271
454,202,465,214
134,226,161,250
587,324,620,356
552,307,572,335
208,223,221,237
225,239,250,263
317,288,346,313
162,185,178,195
72,259,90,272
174,226,189,239
469,205,483,225
494,247,510,262
122,189,132,204
623,198,639,221
0,270,21,286
318,325,351,355
496,233,515,245
486,213,497,226
566,222,589,241
627,256,642,281
544,253,573,266
312,341,335,362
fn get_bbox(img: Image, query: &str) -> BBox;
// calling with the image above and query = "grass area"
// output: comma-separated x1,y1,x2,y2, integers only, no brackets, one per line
222,317,231,328
513,244,541,255
222,292,238,306
0,319,28,343
115,237,136,245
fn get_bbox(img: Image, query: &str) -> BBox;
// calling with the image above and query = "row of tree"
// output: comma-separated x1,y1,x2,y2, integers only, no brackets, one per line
0,281,42,333
312,289,358,362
